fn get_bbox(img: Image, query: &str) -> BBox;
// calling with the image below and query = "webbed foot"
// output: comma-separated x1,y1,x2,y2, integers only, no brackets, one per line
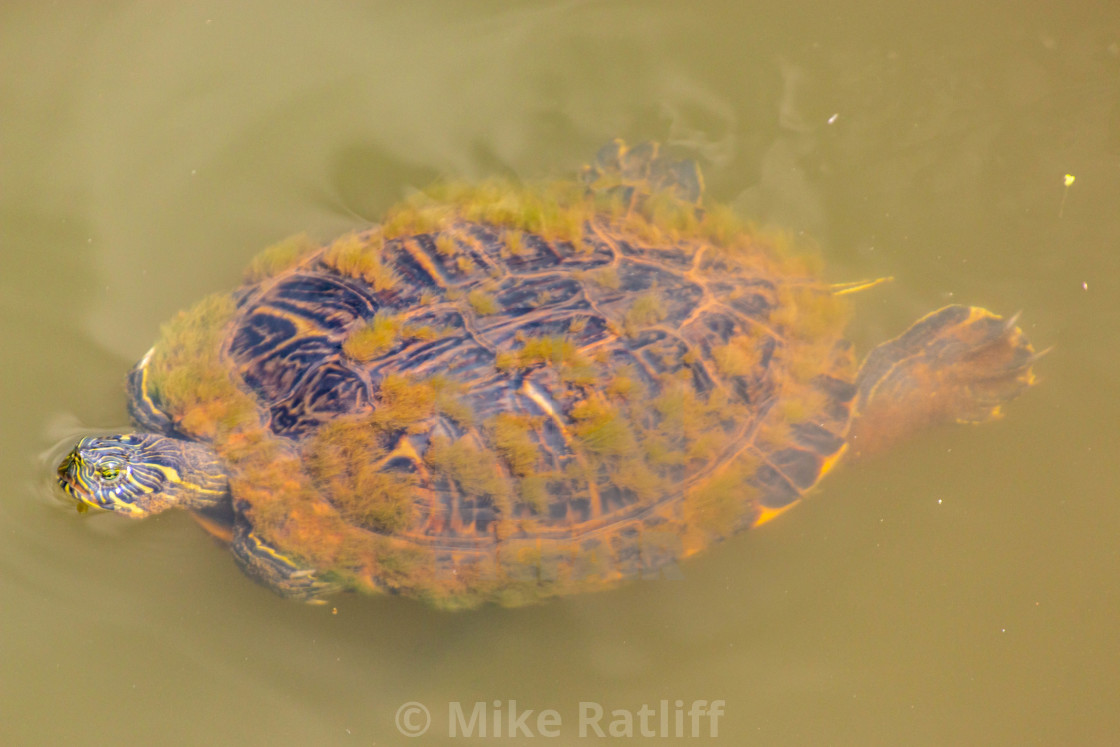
581,139,705,205
231,521,340,603
849,305,1040,456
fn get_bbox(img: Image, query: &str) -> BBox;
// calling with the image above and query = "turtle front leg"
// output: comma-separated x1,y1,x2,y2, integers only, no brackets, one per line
848,305,1040,457
231,520,339,603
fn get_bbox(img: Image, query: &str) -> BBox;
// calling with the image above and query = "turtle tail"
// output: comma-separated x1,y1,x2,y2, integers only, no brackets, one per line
847,305,1041,457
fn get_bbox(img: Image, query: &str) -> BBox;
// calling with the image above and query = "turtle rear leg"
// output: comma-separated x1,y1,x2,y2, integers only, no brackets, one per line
848,305,1039,457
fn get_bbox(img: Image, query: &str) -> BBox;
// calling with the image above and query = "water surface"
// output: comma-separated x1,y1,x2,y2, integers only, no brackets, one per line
3,2,1118,744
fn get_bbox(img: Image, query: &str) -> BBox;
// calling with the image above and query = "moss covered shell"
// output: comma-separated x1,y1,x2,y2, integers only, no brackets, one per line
135,151,857,607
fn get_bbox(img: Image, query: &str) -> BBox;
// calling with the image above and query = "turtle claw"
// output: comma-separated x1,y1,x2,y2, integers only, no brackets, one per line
1029,346,1053,362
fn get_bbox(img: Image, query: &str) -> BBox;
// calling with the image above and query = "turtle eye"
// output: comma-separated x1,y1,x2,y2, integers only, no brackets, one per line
97,460,124,483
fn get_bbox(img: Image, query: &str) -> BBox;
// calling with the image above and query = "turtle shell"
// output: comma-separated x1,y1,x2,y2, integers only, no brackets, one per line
138,155,857,607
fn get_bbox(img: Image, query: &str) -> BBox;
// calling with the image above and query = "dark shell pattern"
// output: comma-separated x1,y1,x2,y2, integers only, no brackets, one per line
225,222,852,584
139,145,860,604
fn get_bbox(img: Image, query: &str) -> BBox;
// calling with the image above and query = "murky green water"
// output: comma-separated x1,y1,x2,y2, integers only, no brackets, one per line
3,2,1118,744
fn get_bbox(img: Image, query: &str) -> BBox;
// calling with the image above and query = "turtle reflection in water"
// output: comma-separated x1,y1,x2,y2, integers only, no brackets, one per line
56,141,1039,607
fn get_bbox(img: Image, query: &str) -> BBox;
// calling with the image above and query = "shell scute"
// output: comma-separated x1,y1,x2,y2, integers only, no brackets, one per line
140,170,862,606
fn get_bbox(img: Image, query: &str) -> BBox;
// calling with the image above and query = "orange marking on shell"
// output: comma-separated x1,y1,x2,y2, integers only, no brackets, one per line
398,237,449,288
751,501,800,528
521,378,606,520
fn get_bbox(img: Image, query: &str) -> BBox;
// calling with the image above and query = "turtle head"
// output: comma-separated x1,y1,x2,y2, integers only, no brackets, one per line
57,434,229,517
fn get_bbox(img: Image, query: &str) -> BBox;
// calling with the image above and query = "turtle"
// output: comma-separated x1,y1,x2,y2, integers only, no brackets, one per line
56,140,1039,608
